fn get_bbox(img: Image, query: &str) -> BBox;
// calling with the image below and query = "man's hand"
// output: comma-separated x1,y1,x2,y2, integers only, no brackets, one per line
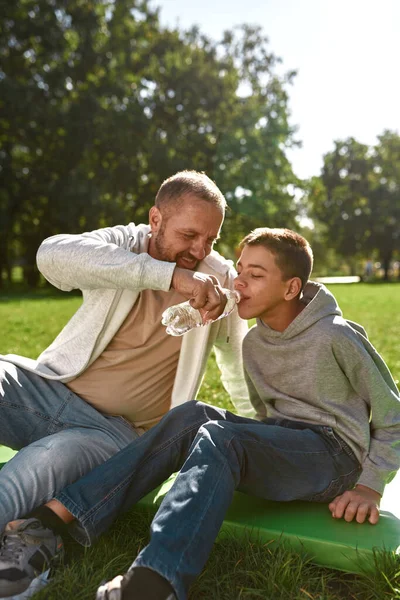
328,484,381,524
171,267,228,322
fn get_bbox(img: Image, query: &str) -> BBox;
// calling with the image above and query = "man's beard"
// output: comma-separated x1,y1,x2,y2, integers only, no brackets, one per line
153,227,199,271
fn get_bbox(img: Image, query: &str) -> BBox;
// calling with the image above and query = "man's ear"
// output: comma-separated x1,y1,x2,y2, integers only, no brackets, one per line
284,277,302,301
149,206,162,235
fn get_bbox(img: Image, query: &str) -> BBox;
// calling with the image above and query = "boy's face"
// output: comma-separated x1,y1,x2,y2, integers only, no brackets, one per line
234,245,290,322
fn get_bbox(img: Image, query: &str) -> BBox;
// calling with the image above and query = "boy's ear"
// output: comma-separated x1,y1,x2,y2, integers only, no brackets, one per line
284,277,302,301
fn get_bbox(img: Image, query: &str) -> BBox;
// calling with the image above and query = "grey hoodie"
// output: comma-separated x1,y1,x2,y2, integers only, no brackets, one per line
243,281,400,495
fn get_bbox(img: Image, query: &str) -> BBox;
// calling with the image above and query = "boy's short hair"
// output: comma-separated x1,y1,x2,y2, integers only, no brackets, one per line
240,228,313,291
155,171,227,213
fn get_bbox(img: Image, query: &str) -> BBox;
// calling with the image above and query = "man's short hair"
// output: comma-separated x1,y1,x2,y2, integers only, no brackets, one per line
239,228,314,290
155,171,227,213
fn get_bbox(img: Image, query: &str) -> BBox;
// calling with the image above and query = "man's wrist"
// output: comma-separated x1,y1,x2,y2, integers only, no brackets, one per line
171,266,184,291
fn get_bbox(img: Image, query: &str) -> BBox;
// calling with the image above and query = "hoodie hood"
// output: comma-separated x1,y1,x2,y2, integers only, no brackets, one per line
256,281,342,340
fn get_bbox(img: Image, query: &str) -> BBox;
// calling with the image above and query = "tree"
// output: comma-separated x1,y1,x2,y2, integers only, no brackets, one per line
307,132,400,280
105,23,300,250
368,131,400,278
0,0,162,285
212,25,300,251
1,2,300,286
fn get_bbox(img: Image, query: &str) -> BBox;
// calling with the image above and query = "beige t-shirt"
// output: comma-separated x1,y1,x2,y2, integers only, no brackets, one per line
67,288,185,429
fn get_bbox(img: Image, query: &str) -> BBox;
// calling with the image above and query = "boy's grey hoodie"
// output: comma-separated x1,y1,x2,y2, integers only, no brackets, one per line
243,281,400,495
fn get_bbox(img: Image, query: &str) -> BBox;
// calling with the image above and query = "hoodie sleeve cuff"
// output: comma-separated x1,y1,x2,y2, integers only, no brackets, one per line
356,472,385,497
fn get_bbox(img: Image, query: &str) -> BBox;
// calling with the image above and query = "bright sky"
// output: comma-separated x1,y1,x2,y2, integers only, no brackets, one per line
152,0,400,179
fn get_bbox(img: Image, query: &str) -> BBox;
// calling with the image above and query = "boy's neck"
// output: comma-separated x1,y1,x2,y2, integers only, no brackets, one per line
261,298,305,332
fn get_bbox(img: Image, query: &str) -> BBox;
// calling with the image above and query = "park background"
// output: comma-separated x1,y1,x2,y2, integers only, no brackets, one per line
1,0,400,598
1,0,400,287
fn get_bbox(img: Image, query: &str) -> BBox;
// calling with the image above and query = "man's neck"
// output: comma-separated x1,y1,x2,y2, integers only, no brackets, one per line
147,236,157,260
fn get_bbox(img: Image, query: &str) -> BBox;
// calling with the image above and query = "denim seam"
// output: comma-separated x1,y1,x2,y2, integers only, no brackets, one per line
0,399,59,422
307,464,362,502
320,427,360,464
46,394,76,433
114,415,136,432
241,437,332,456
171,439,233,599
55,493,83,519
0,389,74,426
75,409,214,527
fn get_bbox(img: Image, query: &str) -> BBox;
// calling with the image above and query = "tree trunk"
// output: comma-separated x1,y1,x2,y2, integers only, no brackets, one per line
23,261,40,288
381,253,392,281
0,236,11,289
21,233,42,288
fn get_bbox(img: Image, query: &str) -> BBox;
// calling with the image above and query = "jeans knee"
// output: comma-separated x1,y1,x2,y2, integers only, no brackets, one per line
168,400,218,422
21,436,75,468
197,421,243,480
0,361,5,383
170,401,199,416
28,430,116,468
197,420,235,449
0,361,16,393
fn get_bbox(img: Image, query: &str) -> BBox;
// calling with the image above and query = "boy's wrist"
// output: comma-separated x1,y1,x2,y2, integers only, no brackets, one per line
354,483,381,501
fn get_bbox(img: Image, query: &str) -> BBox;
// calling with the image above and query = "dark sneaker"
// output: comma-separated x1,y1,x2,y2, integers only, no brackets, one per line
95,569,177,600
0,518,64,598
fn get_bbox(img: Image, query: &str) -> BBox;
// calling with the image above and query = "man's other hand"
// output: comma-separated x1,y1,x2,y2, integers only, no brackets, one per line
171,268,228,322
328,484,381,524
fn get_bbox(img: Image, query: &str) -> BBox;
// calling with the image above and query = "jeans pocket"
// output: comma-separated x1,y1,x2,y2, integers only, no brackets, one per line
319,426,360,463
318,426,343,454
306,465,362,503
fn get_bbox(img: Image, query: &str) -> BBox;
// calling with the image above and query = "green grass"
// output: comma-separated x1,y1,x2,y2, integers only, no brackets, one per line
32,511,400,599
325,283,400,382
1,283,400,599
0,289,82,358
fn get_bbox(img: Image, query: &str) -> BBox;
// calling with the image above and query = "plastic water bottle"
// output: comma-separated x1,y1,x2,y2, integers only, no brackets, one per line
162,289,240,336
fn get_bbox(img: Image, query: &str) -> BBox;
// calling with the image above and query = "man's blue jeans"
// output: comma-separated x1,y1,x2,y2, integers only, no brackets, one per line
0,361,139,532
57,401,361,600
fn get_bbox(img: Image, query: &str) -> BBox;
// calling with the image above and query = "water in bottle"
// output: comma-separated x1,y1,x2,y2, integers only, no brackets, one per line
162,289,240,336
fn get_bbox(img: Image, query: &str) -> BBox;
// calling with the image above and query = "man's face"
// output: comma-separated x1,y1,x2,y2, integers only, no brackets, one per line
149,194,224,270
234,245,289,322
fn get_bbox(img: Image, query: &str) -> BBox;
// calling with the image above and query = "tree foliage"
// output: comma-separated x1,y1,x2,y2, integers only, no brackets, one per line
307,132,400,279
213,26,300,250
0,0,298,286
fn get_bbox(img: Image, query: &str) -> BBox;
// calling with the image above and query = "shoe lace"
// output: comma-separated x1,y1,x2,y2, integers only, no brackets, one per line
0,532,27,562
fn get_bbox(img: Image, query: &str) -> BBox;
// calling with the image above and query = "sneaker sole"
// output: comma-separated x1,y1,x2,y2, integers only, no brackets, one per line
0,547,63,598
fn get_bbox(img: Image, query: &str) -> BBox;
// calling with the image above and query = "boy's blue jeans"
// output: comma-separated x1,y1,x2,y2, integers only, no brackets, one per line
0,361,139,532
57,401,361,600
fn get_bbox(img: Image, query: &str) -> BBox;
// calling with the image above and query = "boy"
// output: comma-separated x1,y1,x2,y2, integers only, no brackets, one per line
0,228,399,600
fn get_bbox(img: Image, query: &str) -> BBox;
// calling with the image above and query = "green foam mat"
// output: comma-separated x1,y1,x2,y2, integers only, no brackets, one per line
136,473,400,575
0,446,17,467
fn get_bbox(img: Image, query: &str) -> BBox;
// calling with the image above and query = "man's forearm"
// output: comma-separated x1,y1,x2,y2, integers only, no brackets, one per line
37,234,174,292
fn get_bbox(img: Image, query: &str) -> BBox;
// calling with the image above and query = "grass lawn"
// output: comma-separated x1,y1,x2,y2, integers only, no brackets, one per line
0,283,399,599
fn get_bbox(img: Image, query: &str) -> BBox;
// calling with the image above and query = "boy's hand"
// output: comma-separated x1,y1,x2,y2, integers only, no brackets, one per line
328,484,381,524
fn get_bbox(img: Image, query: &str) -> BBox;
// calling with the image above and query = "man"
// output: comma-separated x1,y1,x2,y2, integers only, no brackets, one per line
0,170,252,535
